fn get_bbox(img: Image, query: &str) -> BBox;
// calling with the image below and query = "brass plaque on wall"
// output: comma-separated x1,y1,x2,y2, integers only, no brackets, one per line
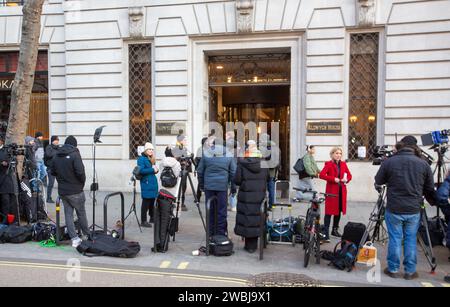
306,121,342,135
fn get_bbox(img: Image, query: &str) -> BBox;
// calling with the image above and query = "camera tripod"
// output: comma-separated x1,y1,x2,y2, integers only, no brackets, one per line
173,167,207,241
124,176,142,233
5,155,21,225
360,186,438,272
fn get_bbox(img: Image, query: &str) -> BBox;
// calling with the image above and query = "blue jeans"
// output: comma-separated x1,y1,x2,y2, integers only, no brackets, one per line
205,190,228,236
36,160,47,181
385,210,421,274
267,178,275,208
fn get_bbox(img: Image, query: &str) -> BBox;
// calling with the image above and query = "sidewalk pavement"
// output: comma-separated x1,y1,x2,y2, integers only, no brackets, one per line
1,190,449,287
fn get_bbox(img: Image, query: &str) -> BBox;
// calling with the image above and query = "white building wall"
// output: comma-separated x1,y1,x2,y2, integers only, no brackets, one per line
0,0,449,201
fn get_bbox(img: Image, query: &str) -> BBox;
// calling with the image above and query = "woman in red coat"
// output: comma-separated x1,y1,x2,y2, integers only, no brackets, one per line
319,147,352,242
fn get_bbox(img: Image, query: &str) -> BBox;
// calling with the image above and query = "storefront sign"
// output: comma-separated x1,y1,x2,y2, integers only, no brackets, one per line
156,122,186,136
0,79,14,90
306,121,342,135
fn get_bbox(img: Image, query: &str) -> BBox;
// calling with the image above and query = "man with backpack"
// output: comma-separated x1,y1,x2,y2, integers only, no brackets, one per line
44,136,60,203
51,136,90,248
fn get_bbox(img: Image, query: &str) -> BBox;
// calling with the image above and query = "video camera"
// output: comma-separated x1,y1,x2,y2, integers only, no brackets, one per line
421,130,449,147
372,145,394,166
5,143,30,156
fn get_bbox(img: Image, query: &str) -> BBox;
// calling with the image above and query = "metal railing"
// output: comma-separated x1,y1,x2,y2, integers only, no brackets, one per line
0,0,24,6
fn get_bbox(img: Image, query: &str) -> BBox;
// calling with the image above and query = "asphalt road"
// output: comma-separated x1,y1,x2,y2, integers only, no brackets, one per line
0,258,249,287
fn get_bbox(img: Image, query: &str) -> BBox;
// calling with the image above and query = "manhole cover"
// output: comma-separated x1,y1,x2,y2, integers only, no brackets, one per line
248,272,321,287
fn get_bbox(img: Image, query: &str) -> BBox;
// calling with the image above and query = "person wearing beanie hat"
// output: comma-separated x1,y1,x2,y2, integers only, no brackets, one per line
44,136,60,203
65,135,78,147
51,134,90,248
0,134,17,224
376,135,436,280
137,142,159,227
400,135,418,146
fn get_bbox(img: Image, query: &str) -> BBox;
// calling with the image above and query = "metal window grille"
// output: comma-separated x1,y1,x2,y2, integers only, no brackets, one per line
0,0,25,6
348,33,379,161
129,44,152,159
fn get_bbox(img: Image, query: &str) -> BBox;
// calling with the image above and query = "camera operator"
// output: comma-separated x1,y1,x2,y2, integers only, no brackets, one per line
0,136,18,224
51,136,90,248
44,136,60,203
437,170,450,284
24,136,37,186
159,146,181,197
375,136,437,280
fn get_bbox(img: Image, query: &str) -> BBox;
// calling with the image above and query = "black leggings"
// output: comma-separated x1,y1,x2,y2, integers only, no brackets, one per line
324,214,341,230
141,198,155,223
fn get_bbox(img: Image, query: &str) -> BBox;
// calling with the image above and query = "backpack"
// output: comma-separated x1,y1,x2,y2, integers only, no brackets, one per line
419,217,447,247
32,222,57,242
160,166,178,188
209,235,234,257
0,225,33,244
293,158,309,179
76,233,141,258
342,222,368,246
330,241,359,272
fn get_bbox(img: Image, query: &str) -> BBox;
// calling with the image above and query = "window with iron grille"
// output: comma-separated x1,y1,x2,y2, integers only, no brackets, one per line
348,33,379,161
129,44,152,159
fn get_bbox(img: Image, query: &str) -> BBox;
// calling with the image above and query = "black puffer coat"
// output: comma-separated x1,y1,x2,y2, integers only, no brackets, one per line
234,158,269,238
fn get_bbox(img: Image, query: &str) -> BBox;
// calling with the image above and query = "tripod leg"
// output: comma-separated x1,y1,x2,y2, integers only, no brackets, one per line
173,177,184,242
187,173,206,232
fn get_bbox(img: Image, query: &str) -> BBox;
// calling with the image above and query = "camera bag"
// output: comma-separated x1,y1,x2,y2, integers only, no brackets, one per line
209,235,234,257
342,222,368,246
76,233,141,258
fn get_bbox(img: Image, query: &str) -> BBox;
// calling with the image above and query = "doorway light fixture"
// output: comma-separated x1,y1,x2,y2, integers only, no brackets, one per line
368,115,376,122
216,65,224,70
350,115,358,123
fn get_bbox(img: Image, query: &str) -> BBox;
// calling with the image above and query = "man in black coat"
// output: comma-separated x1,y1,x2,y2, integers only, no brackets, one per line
44,135,60,203
51,136,90,248
375,136,436,280
0,136,18,224
234,154,269,253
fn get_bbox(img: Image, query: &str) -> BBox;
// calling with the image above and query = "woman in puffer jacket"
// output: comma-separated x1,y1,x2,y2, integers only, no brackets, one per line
234,145,269,253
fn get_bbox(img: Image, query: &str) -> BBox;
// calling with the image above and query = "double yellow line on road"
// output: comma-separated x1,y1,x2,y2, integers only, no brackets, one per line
0,260,248,286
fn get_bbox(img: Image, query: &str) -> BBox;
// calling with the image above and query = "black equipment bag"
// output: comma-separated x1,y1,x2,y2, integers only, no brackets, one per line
342,222,368,245
419,217,447,247
160,167,178,188
154,190,176,253
19,179,33,223
209,235,234,257
32,222,57,242
330,240,358,272
0,225,32,244
76,233,140,258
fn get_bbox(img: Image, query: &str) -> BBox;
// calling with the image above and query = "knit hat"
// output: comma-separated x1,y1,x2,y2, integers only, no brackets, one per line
25,136,35,145
401,135,418,146
65,135,78,147
144,142,154,152
177,134,186,143
35,132,43,138
51,136,59,143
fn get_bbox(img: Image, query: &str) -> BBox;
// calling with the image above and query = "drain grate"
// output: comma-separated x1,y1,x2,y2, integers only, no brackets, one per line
248,272,321,288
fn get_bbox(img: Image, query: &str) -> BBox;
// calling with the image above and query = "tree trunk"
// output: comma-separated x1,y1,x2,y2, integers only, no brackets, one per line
6,0,45,146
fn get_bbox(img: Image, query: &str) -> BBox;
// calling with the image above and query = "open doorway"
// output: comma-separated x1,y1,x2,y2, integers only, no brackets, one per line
208,53,291,179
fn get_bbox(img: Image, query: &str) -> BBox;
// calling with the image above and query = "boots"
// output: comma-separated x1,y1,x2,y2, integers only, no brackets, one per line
321,224,330,243
331,227,342,238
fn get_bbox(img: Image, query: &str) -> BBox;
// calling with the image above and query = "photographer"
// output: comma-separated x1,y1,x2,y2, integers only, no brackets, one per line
159,147,181,197
24,136,37,181
44,136,60,203
294,145,320,202
51,136,90,248
197,139,237,237
375,136,436,280
0,136,17,224
437,171,450,284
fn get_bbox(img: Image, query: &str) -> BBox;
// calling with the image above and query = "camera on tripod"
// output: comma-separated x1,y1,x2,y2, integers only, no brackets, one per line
421,130,449,147
5,143,28,156
372,146,394,166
